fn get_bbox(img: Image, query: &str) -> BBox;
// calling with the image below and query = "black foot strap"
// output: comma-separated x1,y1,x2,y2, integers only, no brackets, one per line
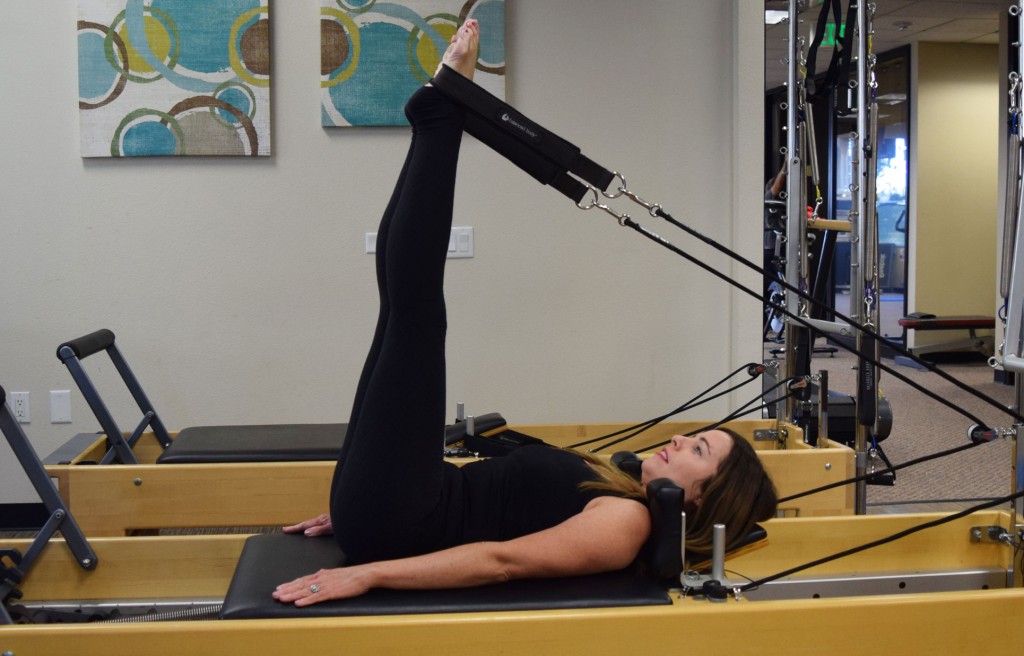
432,65,615,203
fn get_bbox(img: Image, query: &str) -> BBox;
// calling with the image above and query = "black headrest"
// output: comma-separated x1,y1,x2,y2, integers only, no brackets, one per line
0,384,5,406
611,450,643,479
610,451,684,579
643,477,685,581
611,451,769,578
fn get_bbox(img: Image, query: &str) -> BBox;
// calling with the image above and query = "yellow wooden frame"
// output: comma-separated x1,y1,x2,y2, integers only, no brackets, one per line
44,420,854,536
1,510,1017,655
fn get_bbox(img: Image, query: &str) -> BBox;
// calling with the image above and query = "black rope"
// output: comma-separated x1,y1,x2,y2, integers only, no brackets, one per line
618,214,997,429
649,206,1023,425
737,490,1024,592
584,376,757,453
582,370,765,453
779,439,986,503
633,379,805,453
567,363,762,450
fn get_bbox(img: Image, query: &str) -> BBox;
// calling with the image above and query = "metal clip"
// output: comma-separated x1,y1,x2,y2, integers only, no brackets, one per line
577,187,630,226
602,173,663,217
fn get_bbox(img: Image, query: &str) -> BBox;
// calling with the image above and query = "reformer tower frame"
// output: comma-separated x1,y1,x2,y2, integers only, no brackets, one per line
779,0,880,514
995,3,1024,563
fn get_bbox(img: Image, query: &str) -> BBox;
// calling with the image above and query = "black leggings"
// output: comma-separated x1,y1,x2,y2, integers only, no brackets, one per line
329,86,466,563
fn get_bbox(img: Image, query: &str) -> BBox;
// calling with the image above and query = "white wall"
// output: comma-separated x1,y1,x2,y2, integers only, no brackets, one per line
0,1,763,503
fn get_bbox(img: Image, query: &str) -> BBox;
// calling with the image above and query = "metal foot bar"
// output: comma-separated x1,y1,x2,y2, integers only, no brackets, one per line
56,328,172,464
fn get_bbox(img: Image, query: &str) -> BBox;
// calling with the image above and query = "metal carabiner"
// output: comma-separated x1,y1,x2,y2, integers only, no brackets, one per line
600,172,662,217
601,172,627,200
577,187,630,226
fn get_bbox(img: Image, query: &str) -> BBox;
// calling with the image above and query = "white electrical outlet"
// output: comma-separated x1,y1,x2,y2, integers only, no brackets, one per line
10,391,29,424
51,390,71,423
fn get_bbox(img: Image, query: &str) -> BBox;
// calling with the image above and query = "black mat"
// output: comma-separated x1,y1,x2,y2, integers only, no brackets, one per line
220,534,671,619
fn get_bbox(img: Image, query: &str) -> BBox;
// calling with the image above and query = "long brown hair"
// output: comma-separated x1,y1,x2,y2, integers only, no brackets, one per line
685,428,777,555
578,428,778,555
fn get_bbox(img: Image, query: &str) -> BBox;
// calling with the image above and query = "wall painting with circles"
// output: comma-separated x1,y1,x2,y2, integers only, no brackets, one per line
321,0,505,127
78,0,272,157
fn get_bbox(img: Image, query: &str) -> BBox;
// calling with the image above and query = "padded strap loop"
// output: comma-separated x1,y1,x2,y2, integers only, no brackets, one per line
570,153,615,193
432,65,615,195
56,329,115,361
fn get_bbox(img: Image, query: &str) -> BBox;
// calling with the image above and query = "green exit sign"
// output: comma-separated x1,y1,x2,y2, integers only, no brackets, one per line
821,23,846,46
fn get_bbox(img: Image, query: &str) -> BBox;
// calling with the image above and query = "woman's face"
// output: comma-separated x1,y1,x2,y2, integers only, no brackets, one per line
640,430,734,506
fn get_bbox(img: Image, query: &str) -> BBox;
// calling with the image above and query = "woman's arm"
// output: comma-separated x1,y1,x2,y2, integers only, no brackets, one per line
273,496,650,607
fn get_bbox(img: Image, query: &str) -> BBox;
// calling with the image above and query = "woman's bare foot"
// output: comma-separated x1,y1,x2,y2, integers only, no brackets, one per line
437,19,479,80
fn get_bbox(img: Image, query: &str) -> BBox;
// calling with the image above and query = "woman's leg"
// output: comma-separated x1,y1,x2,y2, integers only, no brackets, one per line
328,22,479,563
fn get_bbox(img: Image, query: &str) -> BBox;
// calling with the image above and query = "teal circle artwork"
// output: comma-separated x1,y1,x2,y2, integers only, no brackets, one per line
216,87,252,125
122,121,178,156
339,0,377,13
328,22,422,125
151,0,260,74
79,32,119,100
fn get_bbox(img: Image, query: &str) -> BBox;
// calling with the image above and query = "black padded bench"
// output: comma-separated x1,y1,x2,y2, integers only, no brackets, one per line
220,534,672,619
156,423,347,464
219,465,767,620
56,329,347,465
897,314,995,357
222,474,689,619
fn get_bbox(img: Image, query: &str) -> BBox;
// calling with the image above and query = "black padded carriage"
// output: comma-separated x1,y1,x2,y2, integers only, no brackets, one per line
219,471,768,619
54,329,347,465
220,533,671,619
220,476,687,619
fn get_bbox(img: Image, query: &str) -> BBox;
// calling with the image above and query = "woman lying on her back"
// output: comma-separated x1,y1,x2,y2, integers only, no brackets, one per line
274,20,777,607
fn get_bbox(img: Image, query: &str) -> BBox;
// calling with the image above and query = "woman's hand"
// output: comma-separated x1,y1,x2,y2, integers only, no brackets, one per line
273,566,375,607
283,513,333,537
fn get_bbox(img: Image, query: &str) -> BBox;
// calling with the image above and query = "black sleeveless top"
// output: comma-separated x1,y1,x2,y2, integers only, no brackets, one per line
453,444,618,543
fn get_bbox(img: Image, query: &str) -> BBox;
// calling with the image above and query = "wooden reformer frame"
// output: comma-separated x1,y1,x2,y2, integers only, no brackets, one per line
44,418,854,536
1,508,1021,655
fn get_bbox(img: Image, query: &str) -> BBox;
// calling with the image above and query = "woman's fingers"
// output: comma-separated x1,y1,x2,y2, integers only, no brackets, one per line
273,567,370,607
282,513,332,535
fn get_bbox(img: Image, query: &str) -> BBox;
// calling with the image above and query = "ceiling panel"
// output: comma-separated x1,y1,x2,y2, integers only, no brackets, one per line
764,0,1012,88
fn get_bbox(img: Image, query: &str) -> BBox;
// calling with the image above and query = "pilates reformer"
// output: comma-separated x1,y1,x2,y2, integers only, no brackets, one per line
2,384,1022,653
44,331,854,535
43,352,855,535
6,5,1024,654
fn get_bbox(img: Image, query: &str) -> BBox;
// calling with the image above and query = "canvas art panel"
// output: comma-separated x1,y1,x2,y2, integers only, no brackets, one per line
78,0,272,157
321,0,505,127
